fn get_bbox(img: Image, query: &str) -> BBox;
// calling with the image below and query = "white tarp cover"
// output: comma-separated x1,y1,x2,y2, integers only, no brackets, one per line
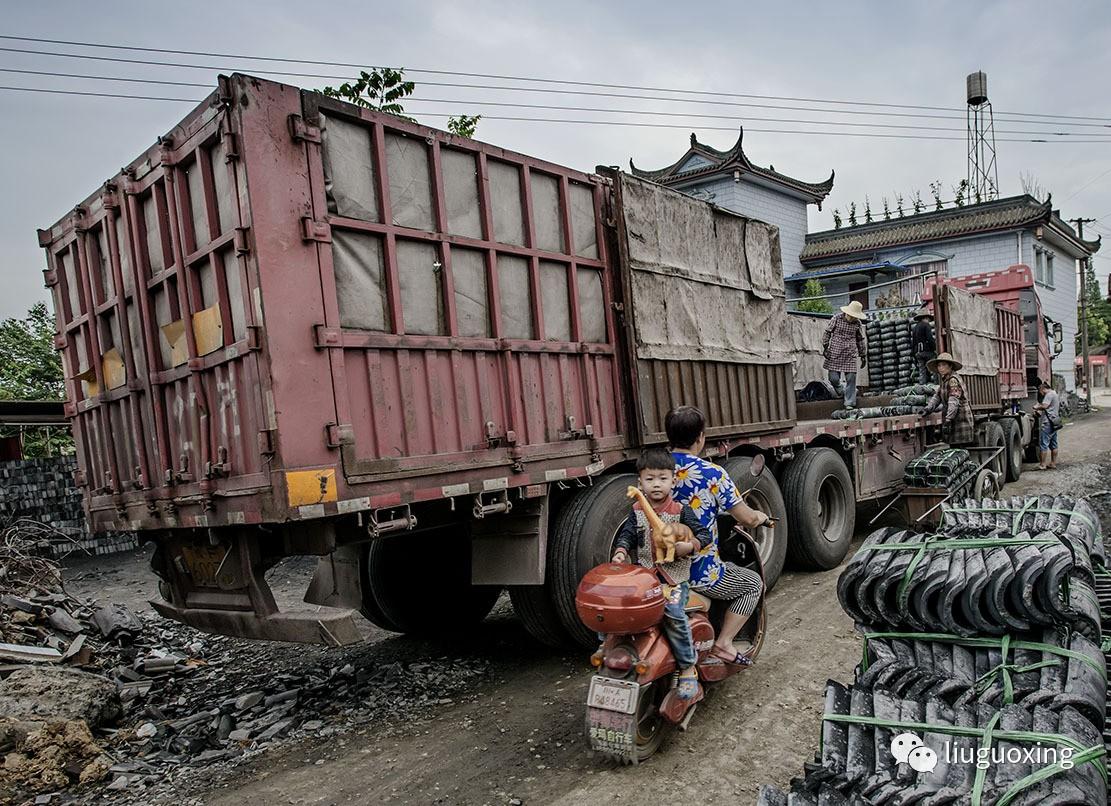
944,284,999,376
620,175,790,365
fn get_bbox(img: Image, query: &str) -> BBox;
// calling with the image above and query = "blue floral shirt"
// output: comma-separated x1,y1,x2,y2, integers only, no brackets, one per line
671,452,742,587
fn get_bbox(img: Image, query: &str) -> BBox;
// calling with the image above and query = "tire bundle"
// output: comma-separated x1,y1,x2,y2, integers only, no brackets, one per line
865,316,917,393
759,495,1109,805
757,690,1105,806
904,447,977,489
836,526,1101,640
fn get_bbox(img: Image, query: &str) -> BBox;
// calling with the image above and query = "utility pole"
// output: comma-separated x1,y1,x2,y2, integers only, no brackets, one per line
1069,217,1095,409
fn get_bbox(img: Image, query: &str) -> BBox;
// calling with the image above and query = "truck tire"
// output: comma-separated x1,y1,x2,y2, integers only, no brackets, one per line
548,473,637,648
364,528,501,635
782,448,855,571
999,418,1022,483
977,421,1006,479
719,456,788,590
508,585,569,648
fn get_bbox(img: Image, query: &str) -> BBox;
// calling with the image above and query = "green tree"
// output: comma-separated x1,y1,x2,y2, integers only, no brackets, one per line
848,202,858,227
322,67,480,137
929,181,944,211
322,67,416,120
912,190,925,214
1078,259,1111,352
864,195,873,223
796,279,834,314
447,114,482,138
0,303,64,401
882,197,891,220
832,208,842,229
0,302,72,457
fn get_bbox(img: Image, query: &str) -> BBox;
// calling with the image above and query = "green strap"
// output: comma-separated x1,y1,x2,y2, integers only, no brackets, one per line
970,710,1001,804
861,630,1107,681
1011,498,1037,534
942,505,1099,535
1094,565,1111,578
821,712,1107,782
997,745,1108,806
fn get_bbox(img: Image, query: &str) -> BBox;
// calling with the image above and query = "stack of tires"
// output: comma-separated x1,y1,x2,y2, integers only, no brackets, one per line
758,495,1109,805
865,315,917,393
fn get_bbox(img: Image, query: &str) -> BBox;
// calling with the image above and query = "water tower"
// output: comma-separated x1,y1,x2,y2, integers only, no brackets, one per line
966,71,999,202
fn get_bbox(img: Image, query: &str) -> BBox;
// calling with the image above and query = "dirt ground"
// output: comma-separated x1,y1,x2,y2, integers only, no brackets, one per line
64,393,1111,805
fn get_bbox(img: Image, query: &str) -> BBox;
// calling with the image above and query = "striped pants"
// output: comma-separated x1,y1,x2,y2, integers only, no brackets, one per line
695,562,763,616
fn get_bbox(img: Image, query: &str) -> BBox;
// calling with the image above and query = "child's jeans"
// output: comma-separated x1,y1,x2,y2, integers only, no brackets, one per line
662,582,697,668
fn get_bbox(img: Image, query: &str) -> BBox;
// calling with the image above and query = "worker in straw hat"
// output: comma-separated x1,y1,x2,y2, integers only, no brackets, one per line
822,299,869,409
912,307,937,385
921,352,975,445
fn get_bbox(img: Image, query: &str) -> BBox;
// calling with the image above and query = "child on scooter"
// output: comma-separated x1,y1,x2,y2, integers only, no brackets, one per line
611,447,712,700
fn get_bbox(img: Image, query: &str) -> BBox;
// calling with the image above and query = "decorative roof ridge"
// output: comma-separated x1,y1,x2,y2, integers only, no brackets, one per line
629,127,833,201
806,194,1050,241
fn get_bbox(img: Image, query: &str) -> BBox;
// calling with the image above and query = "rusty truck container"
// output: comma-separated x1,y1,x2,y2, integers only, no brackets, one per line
929,281,1025,411
38,74,798,645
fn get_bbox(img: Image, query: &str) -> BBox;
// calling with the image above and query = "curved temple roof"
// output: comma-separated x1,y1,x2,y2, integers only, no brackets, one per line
629,128,834,204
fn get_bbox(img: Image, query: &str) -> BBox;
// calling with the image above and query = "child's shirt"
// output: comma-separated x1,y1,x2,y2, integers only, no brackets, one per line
613,496,712,584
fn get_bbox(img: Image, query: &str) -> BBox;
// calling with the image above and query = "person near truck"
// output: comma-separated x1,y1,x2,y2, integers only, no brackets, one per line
920,352,975,445
1032,379,1061,470
912,308,937,385
611,447,711,700
664,406,769,667
822,300,868,409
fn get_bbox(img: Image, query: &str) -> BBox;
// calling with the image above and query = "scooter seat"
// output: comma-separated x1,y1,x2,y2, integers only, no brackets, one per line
685,591,712,613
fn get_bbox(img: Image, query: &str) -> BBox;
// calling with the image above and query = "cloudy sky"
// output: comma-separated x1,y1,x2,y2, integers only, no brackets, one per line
2,0,1110,321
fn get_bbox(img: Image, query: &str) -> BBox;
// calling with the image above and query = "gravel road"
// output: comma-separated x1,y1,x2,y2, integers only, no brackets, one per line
64,396,1111,805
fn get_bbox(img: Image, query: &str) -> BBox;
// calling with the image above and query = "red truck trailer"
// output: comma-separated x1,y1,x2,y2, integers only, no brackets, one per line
40,74,954,648
925,266,1064,481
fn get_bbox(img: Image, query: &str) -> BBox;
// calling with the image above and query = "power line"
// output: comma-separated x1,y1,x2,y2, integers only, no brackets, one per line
4,84,1111,143
3,33,1110,124
1063,165,1111,202
4,44,1111,131
4,67,1109,138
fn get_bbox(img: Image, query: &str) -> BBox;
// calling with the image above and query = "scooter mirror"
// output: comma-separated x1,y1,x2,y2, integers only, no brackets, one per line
748,454,766,478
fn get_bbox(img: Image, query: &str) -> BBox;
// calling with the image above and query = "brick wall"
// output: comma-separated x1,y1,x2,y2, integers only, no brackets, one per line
0,456,137,557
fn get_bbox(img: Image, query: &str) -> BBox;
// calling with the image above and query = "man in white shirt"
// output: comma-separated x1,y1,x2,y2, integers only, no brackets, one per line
1033,380,1061,470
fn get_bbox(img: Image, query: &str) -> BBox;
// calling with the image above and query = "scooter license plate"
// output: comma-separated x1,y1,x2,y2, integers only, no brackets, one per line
587,676,639,714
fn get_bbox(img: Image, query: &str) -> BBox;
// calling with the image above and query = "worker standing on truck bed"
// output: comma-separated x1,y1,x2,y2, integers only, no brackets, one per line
822,300,869,409
912,308,937,385
920,352,975,445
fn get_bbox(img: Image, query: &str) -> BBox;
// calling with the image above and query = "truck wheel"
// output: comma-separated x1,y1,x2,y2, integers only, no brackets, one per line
548,473,637,648
508,585,569,648
977,421,1006,479
999,418,1022,483
364,528,501,635
720,456,788,590
782,448,855,571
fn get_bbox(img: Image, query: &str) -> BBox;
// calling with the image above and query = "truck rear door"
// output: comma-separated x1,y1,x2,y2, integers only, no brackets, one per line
301,95,626,484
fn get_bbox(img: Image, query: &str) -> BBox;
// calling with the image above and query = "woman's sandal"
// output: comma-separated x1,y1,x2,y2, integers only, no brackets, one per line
711,645,754,667
677,668,700,700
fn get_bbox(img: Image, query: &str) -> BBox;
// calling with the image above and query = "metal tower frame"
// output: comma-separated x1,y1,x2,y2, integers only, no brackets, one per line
967,97,999,202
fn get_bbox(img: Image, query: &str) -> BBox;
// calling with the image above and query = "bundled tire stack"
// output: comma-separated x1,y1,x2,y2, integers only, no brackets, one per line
758,495,1109,805
865,315,916,393
903,447,979,491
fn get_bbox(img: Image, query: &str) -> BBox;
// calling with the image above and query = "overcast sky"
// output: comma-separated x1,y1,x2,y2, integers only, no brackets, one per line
3,0,1110,321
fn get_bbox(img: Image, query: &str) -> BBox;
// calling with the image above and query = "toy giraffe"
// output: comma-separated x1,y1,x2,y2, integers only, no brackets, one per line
626,486,685,564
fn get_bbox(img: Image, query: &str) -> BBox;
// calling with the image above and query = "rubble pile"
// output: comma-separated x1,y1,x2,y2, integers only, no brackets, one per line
0,522,492,803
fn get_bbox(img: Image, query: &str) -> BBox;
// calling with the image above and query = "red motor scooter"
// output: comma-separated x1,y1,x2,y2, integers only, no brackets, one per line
574,456,771,763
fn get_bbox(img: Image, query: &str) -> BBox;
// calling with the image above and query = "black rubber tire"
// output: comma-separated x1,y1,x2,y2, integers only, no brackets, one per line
359,546,405,633
782,448,856,571
999,418,1022,483
719,456,788,591
548,474,638,648
508,584,569,648
977,421,1006,479
364,528,502,635
1024,415,1042,463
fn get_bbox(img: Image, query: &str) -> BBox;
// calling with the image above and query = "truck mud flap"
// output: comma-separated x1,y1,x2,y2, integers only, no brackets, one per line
149,598,361,646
